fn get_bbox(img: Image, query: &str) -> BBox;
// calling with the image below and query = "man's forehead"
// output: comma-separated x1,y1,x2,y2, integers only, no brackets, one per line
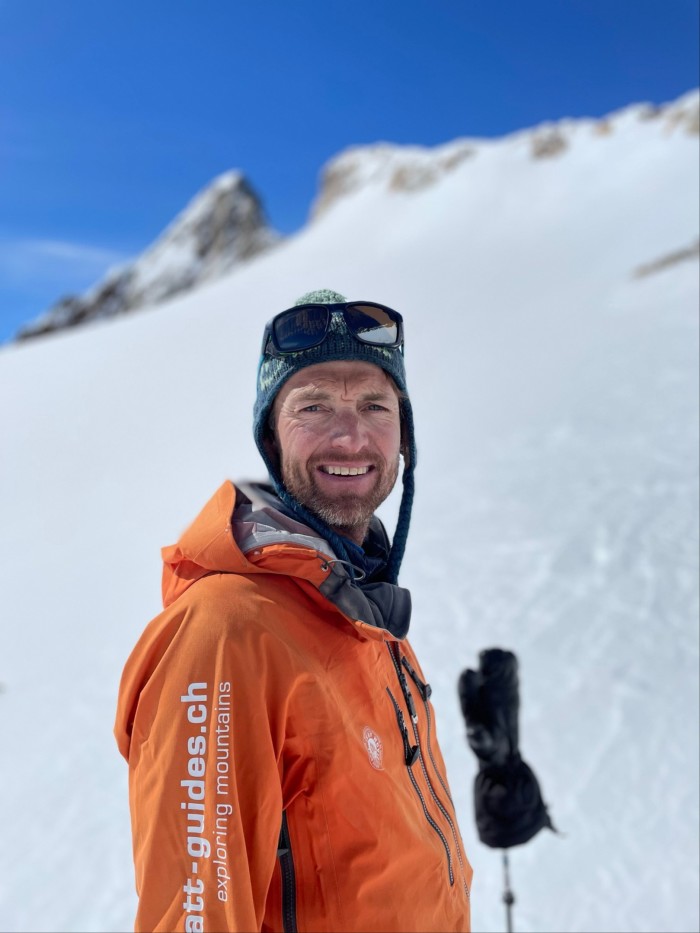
281,361,395,395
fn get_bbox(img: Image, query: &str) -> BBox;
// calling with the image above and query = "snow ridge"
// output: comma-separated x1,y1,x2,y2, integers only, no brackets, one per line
312,90,700,216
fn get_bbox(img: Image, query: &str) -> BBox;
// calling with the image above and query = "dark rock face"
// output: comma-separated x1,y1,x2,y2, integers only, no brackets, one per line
17,171,279,341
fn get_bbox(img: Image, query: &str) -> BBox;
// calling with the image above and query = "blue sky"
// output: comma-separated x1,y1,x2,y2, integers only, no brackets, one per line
1,0,698,342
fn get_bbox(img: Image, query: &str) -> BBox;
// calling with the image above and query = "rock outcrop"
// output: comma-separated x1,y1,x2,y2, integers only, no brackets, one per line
633,239,700,278
312,141,476,218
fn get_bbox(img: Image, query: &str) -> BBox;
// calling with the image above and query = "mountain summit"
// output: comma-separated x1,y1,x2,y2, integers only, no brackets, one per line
17,170,278,340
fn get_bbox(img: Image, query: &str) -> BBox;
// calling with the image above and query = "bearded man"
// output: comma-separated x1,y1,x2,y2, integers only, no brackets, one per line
115,289,472,932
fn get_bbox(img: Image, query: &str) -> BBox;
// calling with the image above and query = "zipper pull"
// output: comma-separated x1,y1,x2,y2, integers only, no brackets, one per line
391,642,419,723
406,743,420,767
402,656,432,700
396,705,420,766
399,670,418,723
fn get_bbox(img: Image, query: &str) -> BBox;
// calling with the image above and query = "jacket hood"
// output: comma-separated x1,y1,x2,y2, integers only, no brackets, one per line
161,481,335,608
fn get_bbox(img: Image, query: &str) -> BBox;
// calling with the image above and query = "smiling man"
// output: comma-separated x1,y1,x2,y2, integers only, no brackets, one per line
115,289,472,932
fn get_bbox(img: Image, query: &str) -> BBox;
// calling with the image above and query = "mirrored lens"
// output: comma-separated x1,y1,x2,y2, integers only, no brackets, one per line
273,307,329,351
345,304,400,346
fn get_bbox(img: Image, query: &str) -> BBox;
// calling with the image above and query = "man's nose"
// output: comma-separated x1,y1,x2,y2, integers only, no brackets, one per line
329,411,367,451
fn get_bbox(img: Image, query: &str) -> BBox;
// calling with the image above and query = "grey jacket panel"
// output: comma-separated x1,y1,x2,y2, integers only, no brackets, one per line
319,567,411,640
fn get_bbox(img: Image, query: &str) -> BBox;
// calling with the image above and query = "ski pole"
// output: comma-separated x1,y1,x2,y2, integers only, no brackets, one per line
502,850,515,933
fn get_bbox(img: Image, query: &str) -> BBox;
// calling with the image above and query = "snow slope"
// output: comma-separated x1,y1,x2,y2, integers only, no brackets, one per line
0,92,698,933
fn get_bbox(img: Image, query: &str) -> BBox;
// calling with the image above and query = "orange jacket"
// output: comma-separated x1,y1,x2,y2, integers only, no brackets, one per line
115,481,472,932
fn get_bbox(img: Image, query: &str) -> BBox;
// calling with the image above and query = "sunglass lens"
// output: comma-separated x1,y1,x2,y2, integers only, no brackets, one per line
345,304,400,346
273,306,329,351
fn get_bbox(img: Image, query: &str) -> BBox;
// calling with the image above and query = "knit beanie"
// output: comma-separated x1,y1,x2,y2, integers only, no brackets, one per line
253,289,416,583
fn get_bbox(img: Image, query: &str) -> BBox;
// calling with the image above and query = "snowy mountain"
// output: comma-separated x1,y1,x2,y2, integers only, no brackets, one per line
0,90,698,933
312,89,699,215
16,170,278,340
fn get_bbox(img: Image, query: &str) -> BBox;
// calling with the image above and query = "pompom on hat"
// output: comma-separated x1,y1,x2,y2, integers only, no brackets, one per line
253,289,416,584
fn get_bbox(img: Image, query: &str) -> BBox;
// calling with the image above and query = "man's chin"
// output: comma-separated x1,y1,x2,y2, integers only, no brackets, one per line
285,479,381,533
307,487,377,530
313,504,373,531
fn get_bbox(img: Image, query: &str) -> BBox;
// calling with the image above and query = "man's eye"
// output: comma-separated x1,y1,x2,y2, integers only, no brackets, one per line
367,403,388,411
301,404,321,412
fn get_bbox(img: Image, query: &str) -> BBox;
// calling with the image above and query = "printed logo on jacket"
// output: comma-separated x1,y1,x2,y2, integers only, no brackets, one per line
363,725,384,770
180,680,233,932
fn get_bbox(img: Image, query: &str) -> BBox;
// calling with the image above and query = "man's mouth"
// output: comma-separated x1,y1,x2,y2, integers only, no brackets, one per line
318,465,373,476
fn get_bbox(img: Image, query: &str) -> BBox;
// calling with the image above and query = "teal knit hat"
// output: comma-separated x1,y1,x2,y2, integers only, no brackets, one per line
253,289,416,584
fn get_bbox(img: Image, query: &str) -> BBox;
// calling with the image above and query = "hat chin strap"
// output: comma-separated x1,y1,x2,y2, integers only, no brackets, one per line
384,461,414,585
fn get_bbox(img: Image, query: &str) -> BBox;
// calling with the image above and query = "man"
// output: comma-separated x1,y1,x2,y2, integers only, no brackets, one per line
115,289,472,932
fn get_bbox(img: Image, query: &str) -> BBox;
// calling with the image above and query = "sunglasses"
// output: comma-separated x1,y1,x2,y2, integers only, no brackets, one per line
262,302,404,355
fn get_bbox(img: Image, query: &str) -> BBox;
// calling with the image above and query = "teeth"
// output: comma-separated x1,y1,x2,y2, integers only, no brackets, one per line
322,465,370,476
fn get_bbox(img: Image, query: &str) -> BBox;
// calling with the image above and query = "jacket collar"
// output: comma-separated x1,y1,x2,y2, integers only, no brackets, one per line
162,481,411,641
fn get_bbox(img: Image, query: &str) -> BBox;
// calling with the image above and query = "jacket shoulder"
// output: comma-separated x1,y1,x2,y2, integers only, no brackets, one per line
115,571,303,760
144,572,303,661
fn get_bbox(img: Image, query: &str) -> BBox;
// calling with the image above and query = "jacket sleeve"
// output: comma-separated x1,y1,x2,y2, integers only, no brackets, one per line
116,583,288,932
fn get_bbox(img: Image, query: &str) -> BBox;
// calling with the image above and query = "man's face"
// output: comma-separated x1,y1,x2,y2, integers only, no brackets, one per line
271,361,402,544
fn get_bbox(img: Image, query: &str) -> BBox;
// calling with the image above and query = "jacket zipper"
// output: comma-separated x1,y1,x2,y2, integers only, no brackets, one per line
388,643,471,899
401,659,471,901
401,655,453,805
386,685,454,885
277,811,298,933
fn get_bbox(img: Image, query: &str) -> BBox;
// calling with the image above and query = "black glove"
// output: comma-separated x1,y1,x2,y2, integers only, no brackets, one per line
458,648,519,767
459,648,555,849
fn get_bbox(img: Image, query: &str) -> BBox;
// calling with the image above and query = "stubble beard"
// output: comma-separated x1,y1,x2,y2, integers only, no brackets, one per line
281,452,400,538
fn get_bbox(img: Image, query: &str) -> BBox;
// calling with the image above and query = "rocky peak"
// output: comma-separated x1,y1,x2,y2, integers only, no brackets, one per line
17,170,278,341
